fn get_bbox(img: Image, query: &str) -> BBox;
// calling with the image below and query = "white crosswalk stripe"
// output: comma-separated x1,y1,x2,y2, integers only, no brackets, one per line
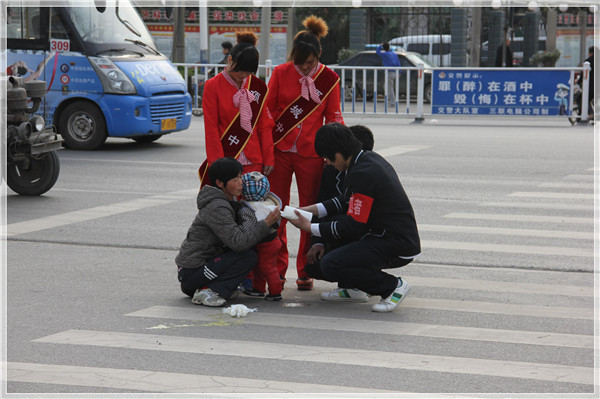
422,240,593,257
537,182,594,189
508,192,595,200
31,329,593,385
479,201,591,210
444,212,593,224
4,188,198,237
127,305,593,348
7,362,394,393
418,224,593,240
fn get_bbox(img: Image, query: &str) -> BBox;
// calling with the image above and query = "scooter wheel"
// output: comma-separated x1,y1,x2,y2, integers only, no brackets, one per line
6,151,60,195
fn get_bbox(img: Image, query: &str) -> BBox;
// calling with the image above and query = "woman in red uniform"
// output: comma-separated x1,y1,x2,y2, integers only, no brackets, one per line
200,32,274,183
267,16,344,290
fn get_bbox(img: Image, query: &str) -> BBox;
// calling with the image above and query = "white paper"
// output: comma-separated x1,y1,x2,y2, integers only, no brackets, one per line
282,206,313,221
245,202,277,221
222,304,258,317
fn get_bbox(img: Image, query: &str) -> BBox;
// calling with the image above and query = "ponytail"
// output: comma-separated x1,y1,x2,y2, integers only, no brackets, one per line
289,15,329,65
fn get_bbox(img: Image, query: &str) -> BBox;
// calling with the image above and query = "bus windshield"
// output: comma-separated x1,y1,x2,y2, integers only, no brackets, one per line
65,1,157,55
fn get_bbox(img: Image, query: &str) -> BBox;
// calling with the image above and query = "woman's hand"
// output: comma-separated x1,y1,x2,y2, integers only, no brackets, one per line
262,165,274,176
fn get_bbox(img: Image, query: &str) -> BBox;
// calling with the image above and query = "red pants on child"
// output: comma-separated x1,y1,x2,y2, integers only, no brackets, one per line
252,238,283,295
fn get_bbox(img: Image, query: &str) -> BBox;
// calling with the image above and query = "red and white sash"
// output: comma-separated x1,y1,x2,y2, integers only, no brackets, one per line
199,75,268,186
272,64,340,145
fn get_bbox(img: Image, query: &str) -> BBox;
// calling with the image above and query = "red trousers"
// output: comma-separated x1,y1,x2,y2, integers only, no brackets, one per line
252,237,283,295
268,150,324,279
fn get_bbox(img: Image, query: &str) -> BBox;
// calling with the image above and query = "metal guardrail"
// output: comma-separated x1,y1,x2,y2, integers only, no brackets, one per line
174,61,592,123
330,65,428,118
175,62,273,115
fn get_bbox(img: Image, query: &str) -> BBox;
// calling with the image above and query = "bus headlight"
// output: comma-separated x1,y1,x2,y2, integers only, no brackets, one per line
89,56,136,95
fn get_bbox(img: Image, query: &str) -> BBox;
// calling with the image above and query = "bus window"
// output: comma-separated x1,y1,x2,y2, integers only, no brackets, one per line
49,8,69,40
65,5,153,46
7,6,42,40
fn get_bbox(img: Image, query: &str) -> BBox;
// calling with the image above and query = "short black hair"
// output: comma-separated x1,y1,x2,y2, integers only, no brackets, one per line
314,123,362,161
349,125,374,151
589,46,595,54
382,42,390,51
229,42,259,73
208,157,243,187
221,41,233,51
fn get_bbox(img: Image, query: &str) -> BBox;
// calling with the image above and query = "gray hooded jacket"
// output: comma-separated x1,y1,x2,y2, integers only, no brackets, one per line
175,185,271,269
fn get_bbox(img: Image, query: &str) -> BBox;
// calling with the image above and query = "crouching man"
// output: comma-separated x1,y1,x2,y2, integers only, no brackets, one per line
288,123,421,312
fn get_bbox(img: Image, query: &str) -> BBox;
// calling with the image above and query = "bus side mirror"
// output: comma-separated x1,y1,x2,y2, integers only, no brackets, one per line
95,0,106,12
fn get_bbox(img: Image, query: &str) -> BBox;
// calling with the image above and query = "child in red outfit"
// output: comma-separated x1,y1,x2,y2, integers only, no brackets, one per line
239,172,283,301
267,16,344,291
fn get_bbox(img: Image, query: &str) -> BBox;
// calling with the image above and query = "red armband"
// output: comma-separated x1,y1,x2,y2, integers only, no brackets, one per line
347,193,373,223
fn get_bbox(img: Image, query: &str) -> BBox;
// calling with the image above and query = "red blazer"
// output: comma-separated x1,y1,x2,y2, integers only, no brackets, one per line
203,73,275,166
267,62,343,158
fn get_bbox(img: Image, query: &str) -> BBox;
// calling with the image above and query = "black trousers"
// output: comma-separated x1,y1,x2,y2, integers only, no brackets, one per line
306,236,413,298
178,249,257,299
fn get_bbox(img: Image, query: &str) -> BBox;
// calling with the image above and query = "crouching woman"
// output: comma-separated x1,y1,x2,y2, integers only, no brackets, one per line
176,157,281,307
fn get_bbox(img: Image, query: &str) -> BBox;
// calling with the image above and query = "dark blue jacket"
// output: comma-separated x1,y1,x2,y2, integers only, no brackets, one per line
318,150,420,257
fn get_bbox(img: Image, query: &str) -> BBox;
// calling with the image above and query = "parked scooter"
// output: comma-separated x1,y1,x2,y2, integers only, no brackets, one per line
6,76,62,195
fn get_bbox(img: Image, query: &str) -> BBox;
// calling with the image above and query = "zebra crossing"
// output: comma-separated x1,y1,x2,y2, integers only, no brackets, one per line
5,154,596,394
6,260,595,394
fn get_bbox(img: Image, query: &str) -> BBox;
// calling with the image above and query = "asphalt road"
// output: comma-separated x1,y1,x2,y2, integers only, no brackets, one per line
2,113,597,396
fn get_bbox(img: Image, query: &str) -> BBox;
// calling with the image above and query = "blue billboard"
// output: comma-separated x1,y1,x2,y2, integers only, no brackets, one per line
432,70,572,116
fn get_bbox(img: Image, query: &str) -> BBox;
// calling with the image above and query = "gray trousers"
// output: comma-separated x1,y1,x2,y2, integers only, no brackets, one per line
386,71,397,108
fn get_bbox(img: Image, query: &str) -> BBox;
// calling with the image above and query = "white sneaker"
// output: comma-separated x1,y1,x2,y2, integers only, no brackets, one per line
192,288,226,307
320,288,369,302
372,277,410,313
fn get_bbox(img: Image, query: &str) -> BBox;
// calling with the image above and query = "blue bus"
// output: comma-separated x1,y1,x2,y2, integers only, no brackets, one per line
6,3,192,150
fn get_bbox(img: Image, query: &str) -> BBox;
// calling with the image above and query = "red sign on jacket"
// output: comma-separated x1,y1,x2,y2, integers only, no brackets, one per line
347,193,374,223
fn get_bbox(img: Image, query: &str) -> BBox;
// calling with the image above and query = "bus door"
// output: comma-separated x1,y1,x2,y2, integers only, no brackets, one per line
6,6,50,118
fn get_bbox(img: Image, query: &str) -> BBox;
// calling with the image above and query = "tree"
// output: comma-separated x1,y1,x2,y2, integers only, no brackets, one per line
292,7,350,65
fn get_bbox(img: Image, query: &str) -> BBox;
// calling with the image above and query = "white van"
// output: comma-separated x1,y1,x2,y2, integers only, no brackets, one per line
389,34,451,67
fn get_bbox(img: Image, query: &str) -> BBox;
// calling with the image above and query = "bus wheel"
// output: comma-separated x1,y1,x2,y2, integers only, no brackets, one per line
132,134,162,143
59,102,107,150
